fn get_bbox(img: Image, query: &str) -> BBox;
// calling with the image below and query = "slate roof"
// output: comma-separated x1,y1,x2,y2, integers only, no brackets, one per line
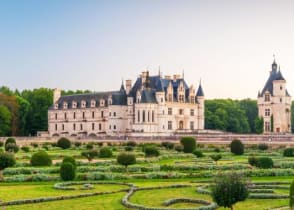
196,84,204,97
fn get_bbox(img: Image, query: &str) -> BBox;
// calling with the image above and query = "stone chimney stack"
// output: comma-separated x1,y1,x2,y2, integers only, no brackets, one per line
53,88,61,104
126,79,132,95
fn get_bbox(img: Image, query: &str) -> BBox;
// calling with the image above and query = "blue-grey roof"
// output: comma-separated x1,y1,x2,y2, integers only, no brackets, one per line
196,84,204,97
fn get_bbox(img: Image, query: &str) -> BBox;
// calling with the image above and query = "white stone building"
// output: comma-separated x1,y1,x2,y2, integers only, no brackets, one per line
48,71,205,137
258,60,291,133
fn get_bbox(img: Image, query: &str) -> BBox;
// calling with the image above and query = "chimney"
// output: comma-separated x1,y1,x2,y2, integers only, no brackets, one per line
141,71,147,86
126,79,132,95
53,88,61,104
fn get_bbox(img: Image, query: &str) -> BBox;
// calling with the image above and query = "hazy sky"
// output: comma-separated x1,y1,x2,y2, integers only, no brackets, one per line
1,0,294,99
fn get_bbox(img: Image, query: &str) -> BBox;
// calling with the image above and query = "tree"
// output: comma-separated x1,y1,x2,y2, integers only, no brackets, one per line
117,152,136,173
210,154,222,165
57,137,71,149
230,139,244,155
62,156,77,169
0,105,11,136
99,147,113,158
81,150,98,162
290,180,294,209
15,96,30,136
257,157,273,169
239,99,258,133
180,137,196,153
60,162,76,181
255,117,264,134
30,151,52,166
211,172,249,210
0,152,16,180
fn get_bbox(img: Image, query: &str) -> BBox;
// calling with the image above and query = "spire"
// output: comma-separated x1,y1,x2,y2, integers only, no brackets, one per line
158,66,161,78
196,79,204,97
272,55,277,72
120,78,125,92
182,69,185,79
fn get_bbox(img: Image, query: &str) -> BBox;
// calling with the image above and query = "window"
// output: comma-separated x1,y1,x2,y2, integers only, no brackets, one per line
168,94,172,102
265,121,270,132
265,94,270,102
179,95,184,102
152,111,155,122
64,113,67,119
190,109,194,116
137,110,140,122
72,101,77,108
55,124,57,131
179,109,184,115
73,123,76,130
108,98,112,105
92,111,95,118
168,121,172,130
100,99,105,106
148,111,150,122
55,113,57,120
190,96,194,103
113,125,116,130
113,112,116,117
80,124,83,130
99,123,101,130
91,100,96,107
109,112,111,117
73,112,76,119
101,111,104,118
168,108,172,115
280,86,283,90
81,101,86,108
83,112,85,119
92,123,95,130
280,98,282,103
265,109,270,116
62,124,64,130
190,121,194,130
143,110,146,122
63,102,68,109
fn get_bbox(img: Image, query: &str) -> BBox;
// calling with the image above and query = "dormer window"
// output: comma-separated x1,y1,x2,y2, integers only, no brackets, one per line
100,99,105,107
72,101,77,109
108,97,112,105
136,91,141,103
54,103,58,109
81,100,86,108
91,100,96,107
265,94,270,102
63,102,68,109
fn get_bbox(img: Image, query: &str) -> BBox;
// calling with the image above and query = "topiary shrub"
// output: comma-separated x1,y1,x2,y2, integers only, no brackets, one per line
174,144,183,152
193,150,204,158
283,148,294,157
99,147,112,158
144,146,160,157
161,142,174,150
124,146,133,151
117,152,136,172
60,162,76,181
258,143,269,151
30,151,52,166
74,142,81,147
5,143,19,153
248,156,259,167
126,141,137,147
81,150,98,162
62,156,76,169
214,147,221,153
86,143,94,150
0,152,16,180
21,146,30,153
5,138,16,147
57,138,71,149
210,154,222,165
31,143,39,148
230,139,244,155
257,157,274,169
180,137,196,153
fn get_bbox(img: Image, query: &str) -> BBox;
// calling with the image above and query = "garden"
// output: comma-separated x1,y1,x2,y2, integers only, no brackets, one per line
1,137,294,209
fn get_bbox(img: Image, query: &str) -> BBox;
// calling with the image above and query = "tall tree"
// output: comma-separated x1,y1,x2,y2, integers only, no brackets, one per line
0,105,12,136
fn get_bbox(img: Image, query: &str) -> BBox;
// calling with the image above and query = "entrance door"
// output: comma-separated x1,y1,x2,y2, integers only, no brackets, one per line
179,121,184,130
276,128,280,133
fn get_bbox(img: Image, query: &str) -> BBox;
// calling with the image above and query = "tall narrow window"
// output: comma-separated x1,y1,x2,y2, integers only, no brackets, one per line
138,110,140,123
92,111,95,118
83,112,85,119
99,123,101,130
168,108,172,115
73,123,76,130
190,109,194,116
265,121,270,132
55,113,57,120
55,124,57,131
73,112,76,119
143,110,146,122
62,124,64,130
168,121,172,130
64,113,67,119
80,124,83,130
101,111,104,118
265,109,270,116
152,111,154,122
148,111,150,122
190,121,194,130
265,94,270,102
92,123,95,130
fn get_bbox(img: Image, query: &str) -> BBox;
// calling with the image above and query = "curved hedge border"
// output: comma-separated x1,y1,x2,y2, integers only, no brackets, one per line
54,181,132,190
163,198,217,209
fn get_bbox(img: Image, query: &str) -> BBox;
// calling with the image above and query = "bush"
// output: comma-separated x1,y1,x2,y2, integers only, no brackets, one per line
211,172,248,209
57,138,71,149
214,147,221,153
0,141,3,147
5,138,16,147
258,143,269,151
31,143,39,148
283,148,294,157
126,141,137,147
60,162,76,181
290,180,294,209
86,143,94,150
81,150,98,162
161,142,174,150
30,151,52,166
230,139,244,155
248,156,259,167
257,157,274,169
62,156,76,169
125,146,133,151
117,152,136,172
174,144,183,152
210,154,222,164
144,146,160,157
21,146,30,153
193,150,204,158
180,137,196,153
5,143,19,153
0,152,16,173
99,147,113,158
74,142,81,147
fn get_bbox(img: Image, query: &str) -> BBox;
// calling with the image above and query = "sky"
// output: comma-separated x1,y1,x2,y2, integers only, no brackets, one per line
1,0,294,99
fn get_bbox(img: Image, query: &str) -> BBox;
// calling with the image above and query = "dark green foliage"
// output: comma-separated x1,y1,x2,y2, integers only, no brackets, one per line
0,105,12,136
211,172,249,209
174,144,183,152
210,154,222,164
161,142,174,150
193,150,204,158
5,138,16,147
214,147,221,153
180,137,196,153
21,146,30,153
60,162,76,181
258,143,269,151
86,143,94,150
57,137,71,149
283,148,294,157
124,146,133,151
126,141,137,147
99,147,112,158
30,151,52,166
230,139,244,155
257,157,273,169
248,156,259,167
144,146,160,157
74,142,81,147
117,152,136,172
289,180,294,209
255,117,264,134
0,152,16,170
62,156,76,169
0,142,3,147
31,143,38,148
5,143,19,153
81,150,98,162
